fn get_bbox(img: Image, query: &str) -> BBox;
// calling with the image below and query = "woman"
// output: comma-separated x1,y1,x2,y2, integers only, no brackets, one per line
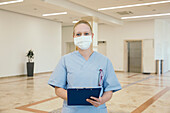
48,20,121,113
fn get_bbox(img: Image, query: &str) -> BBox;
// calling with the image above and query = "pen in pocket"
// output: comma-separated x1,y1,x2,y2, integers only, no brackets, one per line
98,69,104,86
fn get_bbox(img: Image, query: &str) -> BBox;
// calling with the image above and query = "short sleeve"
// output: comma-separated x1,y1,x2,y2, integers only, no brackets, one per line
103,59,122,92
48,56,67,89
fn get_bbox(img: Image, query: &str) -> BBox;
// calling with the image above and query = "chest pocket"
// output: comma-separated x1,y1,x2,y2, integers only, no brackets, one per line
66,64,106,87
88,66,106,86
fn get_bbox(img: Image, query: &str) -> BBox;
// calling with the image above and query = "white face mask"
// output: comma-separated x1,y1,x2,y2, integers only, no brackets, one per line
74,35,92,50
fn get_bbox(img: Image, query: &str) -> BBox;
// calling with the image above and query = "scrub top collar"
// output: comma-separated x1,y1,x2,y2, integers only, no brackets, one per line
75,50,96,62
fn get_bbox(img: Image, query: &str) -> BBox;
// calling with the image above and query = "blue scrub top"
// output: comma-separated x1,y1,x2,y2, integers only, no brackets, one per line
48,51,121,113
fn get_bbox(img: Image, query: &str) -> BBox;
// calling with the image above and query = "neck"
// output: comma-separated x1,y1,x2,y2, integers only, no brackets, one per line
78,47,94,60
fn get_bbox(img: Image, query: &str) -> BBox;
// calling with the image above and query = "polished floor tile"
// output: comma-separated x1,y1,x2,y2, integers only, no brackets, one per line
0,72,170,113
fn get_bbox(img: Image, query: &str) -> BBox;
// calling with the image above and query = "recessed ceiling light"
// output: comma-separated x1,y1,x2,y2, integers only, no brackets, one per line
98,0,170,11
72,20,79,23
0,0,23,5
121,13,170,19
42,12,67,17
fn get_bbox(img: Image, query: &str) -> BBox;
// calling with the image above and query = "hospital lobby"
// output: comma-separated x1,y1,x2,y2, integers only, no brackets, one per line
0,0,170,113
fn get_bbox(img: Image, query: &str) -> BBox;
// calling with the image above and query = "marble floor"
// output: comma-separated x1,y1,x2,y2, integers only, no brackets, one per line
0,72,170,113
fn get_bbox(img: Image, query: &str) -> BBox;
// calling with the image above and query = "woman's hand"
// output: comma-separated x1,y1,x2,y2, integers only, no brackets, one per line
86,91,113,107
86,96,104,107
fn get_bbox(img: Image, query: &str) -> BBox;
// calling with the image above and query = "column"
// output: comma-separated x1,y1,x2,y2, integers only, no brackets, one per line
81,16,98,51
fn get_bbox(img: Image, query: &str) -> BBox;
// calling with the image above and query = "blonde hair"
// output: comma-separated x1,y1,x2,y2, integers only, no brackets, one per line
73,20,93,36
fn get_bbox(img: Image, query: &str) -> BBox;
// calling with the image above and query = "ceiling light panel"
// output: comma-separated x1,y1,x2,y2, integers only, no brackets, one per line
72,20,79,23
121,13,170,19
70,0,170,11
98,0,170,11
42,12,67,16
0,0,23,5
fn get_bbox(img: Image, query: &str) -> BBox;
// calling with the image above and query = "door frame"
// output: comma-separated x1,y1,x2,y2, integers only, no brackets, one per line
66,42,76,54
124,40,143,73
98,41,107,56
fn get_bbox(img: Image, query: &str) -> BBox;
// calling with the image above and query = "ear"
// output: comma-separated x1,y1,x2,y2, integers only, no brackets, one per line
92,33,94,39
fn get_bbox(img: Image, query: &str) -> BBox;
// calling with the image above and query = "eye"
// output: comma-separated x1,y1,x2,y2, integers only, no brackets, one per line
84,33,89,35
76,33,81,36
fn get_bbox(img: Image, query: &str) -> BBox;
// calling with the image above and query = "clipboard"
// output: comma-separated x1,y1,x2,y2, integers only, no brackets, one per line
67,88,101,106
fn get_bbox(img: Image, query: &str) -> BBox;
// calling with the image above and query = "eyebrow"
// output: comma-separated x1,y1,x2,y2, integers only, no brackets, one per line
75,31,91,33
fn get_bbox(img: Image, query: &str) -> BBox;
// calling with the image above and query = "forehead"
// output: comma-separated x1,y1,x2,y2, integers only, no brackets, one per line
74,23,91,33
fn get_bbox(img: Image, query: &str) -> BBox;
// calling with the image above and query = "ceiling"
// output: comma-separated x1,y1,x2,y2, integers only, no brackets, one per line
0,0,170,26
70,0,170,19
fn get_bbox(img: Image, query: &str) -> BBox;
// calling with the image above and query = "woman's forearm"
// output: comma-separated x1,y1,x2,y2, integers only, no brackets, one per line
55,87,67,100
101,91,112,104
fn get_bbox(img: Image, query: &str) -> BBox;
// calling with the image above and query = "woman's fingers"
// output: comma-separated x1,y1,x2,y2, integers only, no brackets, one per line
86,96,103,107
90,96,100,102
86,99,100,107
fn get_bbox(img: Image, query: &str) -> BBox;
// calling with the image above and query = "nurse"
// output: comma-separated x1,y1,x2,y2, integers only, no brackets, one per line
48,20,121,113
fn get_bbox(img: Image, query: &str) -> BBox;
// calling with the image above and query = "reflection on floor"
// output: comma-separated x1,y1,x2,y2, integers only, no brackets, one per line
0,72,170,113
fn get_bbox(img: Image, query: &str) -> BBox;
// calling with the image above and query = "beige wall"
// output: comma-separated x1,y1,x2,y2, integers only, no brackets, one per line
154,19,170,73
0,10,62,77
98,20,155,72
169,22,170,71
62,26,73,55
62,20,155,72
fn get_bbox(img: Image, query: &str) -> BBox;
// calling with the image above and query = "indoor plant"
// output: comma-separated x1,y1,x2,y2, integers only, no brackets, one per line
26,50,34,77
